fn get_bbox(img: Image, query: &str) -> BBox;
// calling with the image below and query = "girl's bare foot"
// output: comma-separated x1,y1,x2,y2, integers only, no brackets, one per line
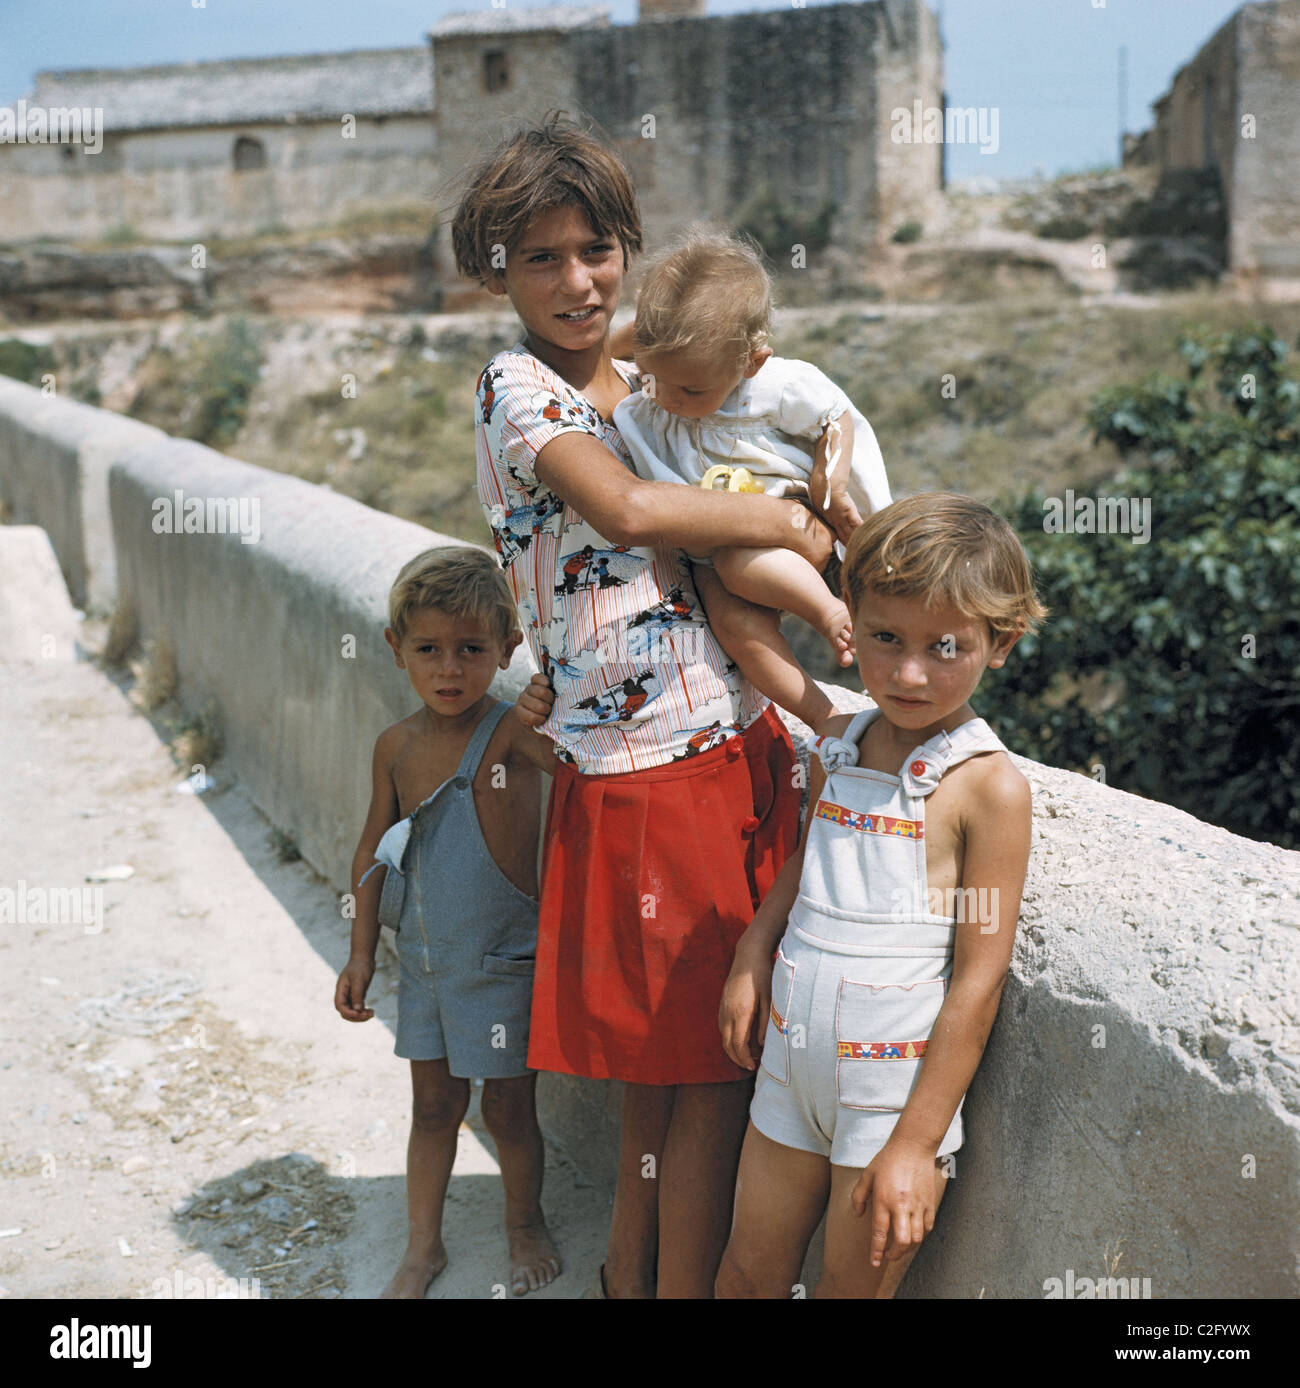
380,1242,448,1299
819,600,855,668
508,1218,562,1295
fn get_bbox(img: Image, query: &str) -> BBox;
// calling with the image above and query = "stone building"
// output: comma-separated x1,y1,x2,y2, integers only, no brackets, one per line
0,1,942,282
1126,0,1300,276
0,48,436,242
432,0,942,277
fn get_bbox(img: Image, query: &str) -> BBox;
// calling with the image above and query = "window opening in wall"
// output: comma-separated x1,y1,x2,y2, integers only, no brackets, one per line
233,135,267,171
483,50,510,93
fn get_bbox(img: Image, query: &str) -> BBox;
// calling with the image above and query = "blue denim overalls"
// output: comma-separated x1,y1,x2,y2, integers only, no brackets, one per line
362,699,539,1077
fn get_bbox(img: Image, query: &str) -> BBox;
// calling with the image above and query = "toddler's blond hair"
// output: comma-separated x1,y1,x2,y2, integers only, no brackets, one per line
631,223,772,376
388,546,519,645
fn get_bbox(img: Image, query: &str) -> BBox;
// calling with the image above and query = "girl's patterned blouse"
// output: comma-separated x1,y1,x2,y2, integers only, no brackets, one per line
475,344,766,775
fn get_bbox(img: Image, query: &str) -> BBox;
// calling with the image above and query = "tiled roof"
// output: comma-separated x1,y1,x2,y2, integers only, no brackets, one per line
29,47,434,133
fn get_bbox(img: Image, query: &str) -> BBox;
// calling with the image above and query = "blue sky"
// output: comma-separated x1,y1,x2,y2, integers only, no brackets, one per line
0,0,1244,179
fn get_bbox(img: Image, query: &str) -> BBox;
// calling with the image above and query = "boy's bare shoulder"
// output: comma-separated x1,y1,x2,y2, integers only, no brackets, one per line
956,749,1031,818
373,711,426,765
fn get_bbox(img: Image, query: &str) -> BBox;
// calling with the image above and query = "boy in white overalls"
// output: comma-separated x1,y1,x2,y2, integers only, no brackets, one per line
716,493,1048,1299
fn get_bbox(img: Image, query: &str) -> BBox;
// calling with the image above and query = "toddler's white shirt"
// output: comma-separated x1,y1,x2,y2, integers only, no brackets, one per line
612,356,892,520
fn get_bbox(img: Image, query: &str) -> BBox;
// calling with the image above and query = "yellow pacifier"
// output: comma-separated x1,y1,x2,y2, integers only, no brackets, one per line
700,465,764,494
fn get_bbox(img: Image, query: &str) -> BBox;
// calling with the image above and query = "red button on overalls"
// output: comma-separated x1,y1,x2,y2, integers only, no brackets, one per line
910,760,927,776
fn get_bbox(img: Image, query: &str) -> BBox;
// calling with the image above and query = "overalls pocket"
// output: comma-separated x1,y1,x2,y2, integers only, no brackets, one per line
481,952,535,977
835,976,946,1112
758,946,797,1086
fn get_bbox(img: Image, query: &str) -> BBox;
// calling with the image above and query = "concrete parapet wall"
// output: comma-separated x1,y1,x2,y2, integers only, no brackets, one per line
1,376,1296,1296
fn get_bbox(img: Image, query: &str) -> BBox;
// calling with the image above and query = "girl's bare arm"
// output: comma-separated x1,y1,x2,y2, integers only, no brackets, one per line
849,756,1031,1265
506,703,561,776
534,432,834,570
879,757,1032,1153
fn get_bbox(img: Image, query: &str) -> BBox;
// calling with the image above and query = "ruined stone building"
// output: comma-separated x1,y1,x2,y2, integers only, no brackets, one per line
0,49,436,243
1125,0,1300,277
0,1,942,279
433,0,942,271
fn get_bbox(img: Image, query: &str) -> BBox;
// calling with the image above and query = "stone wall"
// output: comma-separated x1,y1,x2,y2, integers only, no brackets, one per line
870,0,943,235
1,374,1296,1297
433,0,943,299
1143,0,1300,276
0,117,436,244
1233,0,1300,275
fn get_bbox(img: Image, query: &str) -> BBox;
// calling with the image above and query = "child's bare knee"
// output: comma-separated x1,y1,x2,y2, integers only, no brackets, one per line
410,1086,469,1134
480,1078,538,1142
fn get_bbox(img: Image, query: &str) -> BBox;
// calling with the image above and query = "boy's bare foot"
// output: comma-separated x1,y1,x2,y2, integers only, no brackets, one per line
819,600,855,668
380,1243,448,1299
507,1218,562,1295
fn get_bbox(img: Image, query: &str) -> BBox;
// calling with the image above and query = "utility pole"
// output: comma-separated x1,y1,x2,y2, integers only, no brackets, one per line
1118,44,1128,166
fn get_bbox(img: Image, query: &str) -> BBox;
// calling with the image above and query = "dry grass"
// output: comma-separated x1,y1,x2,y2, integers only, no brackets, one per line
100,595,138,668
780,291,1300,507
172,701,222,778
241,351,489,544
130,635,176,712
44,290,1300,560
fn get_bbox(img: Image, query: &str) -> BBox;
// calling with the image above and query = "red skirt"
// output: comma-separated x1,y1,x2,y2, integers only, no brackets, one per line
528,704,800,1085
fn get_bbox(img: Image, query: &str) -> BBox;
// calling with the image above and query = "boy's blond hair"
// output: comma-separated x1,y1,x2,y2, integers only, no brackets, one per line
388,546,520,645
450,111,643,285
631,223,773,376
841,493,1048,638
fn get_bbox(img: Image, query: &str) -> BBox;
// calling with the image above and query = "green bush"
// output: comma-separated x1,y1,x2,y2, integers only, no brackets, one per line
189,317,263,448
734,184,836,262
891,220,924,244
1036,215,1090,241
0,338,56,385
984,325,1300,849
1107,168,1227,242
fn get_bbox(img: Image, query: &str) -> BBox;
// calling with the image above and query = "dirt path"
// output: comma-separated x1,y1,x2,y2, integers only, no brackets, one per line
0,527,605,1300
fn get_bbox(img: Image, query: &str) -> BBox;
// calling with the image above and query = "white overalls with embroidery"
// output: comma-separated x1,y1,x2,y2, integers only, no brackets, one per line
750,706,1008,1168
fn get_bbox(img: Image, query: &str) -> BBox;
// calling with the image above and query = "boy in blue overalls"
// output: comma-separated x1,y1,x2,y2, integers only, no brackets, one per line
334,546,562,1298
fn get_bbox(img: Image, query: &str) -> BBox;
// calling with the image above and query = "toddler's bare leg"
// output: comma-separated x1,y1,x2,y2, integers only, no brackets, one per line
656,1078,753,1298
715,1123,831,1299
380,1059,469,1298
814,1158,950,1299
714,545,853,670
605,1082,676,1297
481,1073,562,1295
694,564,835,730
